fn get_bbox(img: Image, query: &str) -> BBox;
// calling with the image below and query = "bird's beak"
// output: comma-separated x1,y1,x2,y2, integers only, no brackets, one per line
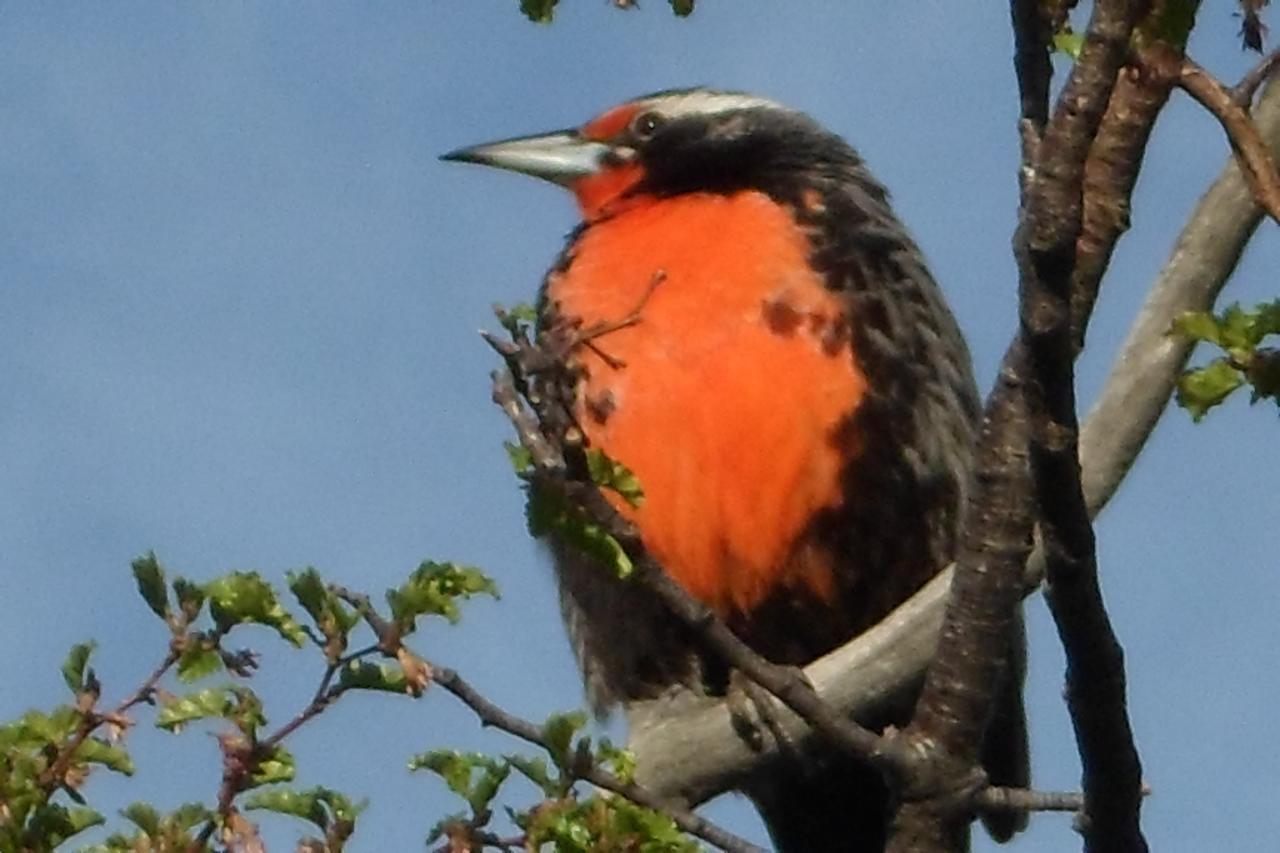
440,129,611,186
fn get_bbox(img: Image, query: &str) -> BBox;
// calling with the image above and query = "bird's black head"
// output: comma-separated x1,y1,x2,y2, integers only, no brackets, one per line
442,88,870,218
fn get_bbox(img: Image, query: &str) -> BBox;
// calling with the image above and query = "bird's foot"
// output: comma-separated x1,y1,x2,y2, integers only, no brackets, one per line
726,668,798,756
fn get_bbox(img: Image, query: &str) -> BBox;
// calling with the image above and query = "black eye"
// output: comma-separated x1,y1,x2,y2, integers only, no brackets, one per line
630,111,665,140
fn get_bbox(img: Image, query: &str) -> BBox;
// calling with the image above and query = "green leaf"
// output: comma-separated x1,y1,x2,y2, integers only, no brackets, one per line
249,744,296,788
121,802,161,835
669,0,695,15
527,486,633,578
132,553,170,620
205,571,306,646
154,686,264,733
596,738,636,784
61,641,96,694
287,567,358,656
385,561,499,630
506,754,558,797
585,449,644,507
337,660,408,694
75,736,136,775
519,0,559,24
1171,310,1223,345
541,711,587,765
177,645,225,683
173,577,206,622
155,687,233,731
505,441,535,476
409,751,509,813
245,787,326,829
26,802,104,847
1176,358,1245,421
1052,29,1084,58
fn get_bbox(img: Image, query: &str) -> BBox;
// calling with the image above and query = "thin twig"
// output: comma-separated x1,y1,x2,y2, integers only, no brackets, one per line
38,648,180,795
431,663,766,853
976,786,1085,813
1179,57,1280,222
1232,48,1280,106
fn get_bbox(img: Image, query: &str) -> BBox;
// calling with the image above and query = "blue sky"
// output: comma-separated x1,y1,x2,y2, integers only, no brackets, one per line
2,3,1276,850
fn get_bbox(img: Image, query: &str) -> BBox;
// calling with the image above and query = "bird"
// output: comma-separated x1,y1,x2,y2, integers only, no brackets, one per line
443,88,1028,852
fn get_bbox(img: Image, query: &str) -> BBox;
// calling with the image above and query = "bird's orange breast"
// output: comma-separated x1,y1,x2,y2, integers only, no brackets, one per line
546,190,867,617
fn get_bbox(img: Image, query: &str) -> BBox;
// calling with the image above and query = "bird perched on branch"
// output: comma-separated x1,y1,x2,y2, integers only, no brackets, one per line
445,88,1027,851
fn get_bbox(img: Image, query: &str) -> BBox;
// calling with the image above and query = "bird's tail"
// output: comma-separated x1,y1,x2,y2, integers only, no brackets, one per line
749,757,894,853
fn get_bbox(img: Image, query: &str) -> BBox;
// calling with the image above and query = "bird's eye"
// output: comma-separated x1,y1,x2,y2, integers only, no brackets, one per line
630,111,665,140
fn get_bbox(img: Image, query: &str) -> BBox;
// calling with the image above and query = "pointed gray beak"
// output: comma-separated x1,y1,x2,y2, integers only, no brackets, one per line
441,129,612,186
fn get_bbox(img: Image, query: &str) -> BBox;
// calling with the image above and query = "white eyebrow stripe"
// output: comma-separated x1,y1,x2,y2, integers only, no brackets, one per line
636,91,787,119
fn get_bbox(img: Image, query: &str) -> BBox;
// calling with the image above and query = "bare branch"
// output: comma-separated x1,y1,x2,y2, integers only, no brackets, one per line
976,786,1085,814
1178,57,1280,223
1012,0,1054,132
430,662,766,853
1233,48,1280,106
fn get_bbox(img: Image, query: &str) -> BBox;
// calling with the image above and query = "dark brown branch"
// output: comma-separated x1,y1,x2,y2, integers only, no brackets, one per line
430,662,765,853
1012,0,1055,132
1072,25,1188,347
1179,57,1280,223
893,2,1149,850
1016,4,1152,851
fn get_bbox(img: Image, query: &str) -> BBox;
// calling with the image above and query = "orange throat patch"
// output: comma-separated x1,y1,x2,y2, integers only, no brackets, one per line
546,190,868,617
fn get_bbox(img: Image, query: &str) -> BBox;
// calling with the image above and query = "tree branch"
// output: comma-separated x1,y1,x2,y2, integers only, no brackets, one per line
430,662,766,853
1178,56,1280,223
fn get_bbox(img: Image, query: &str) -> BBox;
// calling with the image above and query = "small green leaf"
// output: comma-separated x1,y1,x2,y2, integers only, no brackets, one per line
596,738,636,784
669,0,695,15
1171,310,1223,345
61,641,96,694
505,441,535,475
1052,29,1084,58
409,751,509,813
287,567,358,657
205,572,306,646
154,687,257,732
75,736,136,775
1176,358,1245,421
132,553,170,620
385,561,498,630
26,802,104,847
541,711,587,765
506,754,558,797
585,449,644,507
519,0,559,24
173,577,206,622
249,744,296,788
120,802,161,835
245,787,326,829
409,750,478,797
337,660,408,694
177,645,225,683
527,486,633,578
